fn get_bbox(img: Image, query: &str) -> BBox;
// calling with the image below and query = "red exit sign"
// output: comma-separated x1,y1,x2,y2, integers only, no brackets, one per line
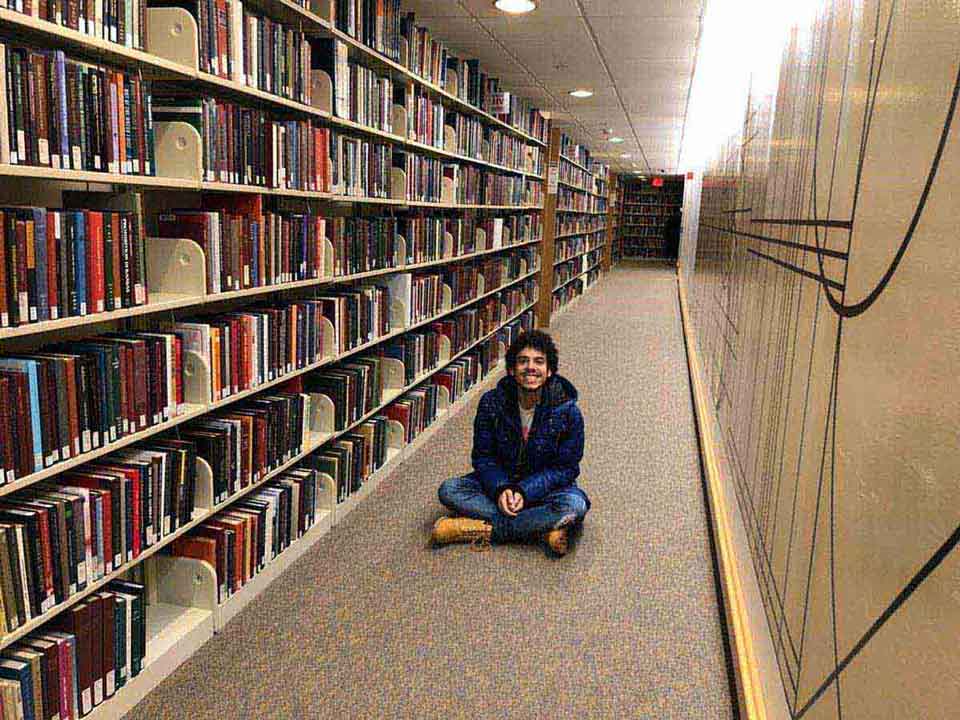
652,177,664,187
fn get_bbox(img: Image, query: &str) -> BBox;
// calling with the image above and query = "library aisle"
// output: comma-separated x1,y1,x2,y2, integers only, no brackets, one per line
127,266,733,720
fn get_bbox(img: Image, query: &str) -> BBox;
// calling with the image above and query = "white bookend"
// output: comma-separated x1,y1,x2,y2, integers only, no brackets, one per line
442,231,454,259
443,125,457,154
321,237,335,279
145,7,200,70
394,235,407,267
441,283,453,312
476,227,487,251
445,69,458,96
437,335,452,364
392,104,408,139
476,275,486,296
307,392,336,436
383,273,412,327
390,167,407,201
441,176,455,205
379,358,405,404
493,218,504,249
144,236,208,300
153,121,203,181
311,69,333,114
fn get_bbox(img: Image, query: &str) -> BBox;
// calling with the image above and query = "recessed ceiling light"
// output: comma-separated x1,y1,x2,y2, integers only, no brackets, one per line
494,0,537,14
568,89,593,98
608,137,624,143
620,153,631,158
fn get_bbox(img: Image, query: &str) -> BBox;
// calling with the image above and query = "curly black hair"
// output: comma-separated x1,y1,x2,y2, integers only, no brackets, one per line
505,330,559,374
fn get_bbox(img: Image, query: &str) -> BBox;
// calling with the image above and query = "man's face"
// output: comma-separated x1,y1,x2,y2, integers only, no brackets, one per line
512,347,551,392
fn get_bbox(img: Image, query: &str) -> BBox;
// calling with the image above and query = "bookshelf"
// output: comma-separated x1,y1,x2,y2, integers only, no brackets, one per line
605,173,623,268
0,0,560,716
619,175,684,260
538,129,609,324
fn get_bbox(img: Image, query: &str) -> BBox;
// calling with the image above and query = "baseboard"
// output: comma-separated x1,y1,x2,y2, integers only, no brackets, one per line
676,274,790,720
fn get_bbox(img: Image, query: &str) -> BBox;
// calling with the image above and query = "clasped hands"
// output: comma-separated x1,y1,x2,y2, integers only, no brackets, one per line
497,488,525,517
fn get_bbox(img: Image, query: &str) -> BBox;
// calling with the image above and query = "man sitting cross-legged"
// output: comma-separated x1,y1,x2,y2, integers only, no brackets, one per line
432,330,589,556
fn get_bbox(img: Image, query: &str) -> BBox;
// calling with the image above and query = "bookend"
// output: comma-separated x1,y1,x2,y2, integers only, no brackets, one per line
392,105,408,139
390,167,407,201
444,70,458,97
443,125,457,154
145,7,200,70
442,231,455,259
153,122,204,182
475,228,488,251
311,69,333,114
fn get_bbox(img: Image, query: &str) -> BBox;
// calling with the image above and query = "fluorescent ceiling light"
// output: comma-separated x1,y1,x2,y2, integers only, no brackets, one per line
494,0,537,14
608,137,624,143
620,153,631,158
568,89,594,98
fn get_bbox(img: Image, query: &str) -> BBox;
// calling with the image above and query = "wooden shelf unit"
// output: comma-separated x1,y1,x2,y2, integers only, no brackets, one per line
0,2,557,716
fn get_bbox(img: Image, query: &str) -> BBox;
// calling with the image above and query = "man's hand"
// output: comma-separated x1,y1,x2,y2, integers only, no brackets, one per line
498,489,524,517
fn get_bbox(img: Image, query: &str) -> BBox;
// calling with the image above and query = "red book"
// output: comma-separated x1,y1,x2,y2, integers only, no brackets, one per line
0,211,8,327
110,213,122,309
85,210,105,313
172,334,183,409
45,210,59,320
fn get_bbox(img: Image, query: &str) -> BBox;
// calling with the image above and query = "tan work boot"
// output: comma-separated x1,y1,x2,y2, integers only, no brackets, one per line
431,517,493,547
544,528,569,556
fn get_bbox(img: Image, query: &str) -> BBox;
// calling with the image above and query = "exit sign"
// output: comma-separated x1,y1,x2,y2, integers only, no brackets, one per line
652,177,664,187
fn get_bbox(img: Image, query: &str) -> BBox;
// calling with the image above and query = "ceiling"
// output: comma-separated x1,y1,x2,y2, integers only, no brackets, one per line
401,0,705,175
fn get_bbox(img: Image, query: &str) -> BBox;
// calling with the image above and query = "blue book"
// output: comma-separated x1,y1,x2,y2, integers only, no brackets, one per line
72,211,87,316
0,358,43,471
0,658,36,720
30,208,49,322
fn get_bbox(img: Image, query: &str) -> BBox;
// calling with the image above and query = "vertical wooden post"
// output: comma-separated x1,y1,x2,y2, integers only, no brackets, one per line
602,168,616,272
537,126,562,328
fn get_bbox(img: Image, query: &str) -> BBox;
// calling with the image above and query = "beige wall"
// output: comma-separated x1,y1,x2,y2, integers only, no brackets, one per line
681,1,960,717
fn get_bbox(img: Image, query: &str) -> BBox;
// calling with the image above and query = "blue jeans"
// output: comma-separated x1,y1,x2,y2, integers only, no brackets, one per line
438,474,589,544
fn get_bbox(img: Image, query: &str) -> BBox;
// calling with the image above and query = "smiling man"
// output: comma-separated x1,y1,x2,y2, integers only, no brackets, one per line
432,330,589,556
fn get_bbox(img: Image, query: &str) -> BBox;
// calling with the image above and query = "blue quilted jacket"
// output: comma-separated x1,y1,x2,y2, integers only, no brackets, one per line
471,374,589,507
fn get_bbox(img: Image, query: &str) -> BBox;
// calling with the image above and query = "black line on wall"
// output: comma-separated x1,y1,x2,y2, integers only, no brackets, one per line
747,250,845,291
794,522,960,718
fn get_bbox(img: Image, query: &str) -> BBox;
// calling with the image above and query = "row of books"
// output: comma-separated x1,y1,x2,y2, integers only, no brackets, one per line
157,197,328,294
556,216,605,236
0,579,146,719
181,0,312,105
560,134,590,169
0,44,154,174
1,0,147,50
0,207,146,329
406,87,445,151
179,392,311,504
0,333,187,480
169,467,329,603
0,438,196,629
555,236,590,265
559,162,591,191
553,278,583,310
153,97,331,191
332,132,391,198
557,188,606,214
330,4,548,144
317,39,394,133
555,258,581,287
0,231,536,477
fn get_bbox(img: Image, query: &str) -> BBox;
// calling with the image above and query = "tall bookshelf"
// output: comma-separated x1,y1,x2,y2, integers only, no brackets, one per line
605,173,623,268
537,130,608,325
619,175,684,259
0,1,552,716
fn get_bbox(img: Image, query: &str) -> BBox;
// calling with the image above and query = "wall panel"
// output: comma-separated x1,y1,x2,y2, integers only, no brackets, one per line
683,1,960,717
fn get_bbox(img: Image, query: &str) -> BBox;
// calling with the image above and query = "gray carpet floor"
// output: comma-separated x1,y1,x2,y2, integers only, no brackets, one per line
128,266,734,720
